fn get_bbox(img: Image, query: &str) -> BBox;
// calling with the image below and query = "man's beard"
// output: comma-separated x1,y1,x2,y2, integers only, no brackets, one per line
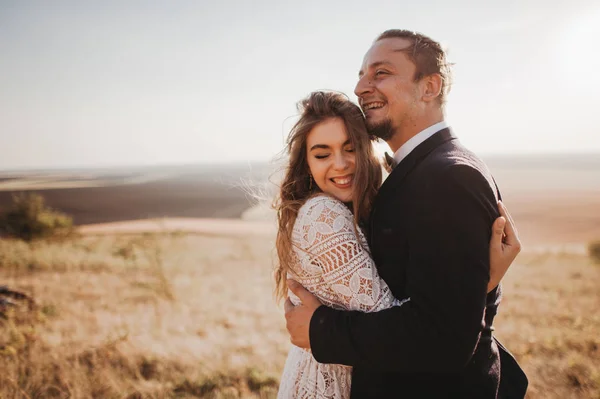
366,118,394,141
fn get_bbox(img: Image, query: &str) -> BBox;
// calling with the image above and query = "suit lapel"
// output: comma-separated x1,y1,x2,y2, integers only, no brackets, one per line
375,128,457,205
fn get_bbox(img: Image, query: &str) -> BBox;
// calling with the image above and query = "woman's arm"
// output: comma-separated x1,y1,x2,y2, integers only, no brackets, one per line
292,195,397,313
487,201,521,292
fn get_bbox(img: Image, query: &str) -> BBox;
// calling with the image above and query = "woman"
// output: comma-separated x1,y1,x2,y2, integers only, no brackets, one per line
274,91,519,399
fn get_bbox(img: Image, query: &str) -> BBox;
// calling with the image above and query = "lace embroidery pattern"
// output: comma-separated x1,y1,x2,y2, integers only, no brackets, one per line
277,195,400,399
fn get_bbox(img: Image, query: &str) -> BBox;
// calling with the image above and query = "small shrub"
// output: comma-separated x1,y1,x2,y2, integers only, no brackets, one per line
40,303,58,318
246,367,279,392
589,240,600,264
565,361,597,390
0,193,73,241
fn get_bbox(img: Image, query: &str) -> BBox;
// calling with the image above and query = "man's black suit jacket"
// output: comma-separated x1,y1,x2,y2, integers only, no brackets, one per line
309,129,528,398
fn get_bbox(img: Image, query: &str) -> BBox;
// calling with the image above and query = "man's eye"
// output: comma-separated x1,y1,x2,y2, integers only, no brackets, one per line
375,70,387,76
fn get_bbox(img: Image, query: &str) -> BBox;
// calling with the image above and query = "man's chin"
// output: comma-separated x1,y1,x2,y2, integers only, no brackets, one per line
366,119,395,141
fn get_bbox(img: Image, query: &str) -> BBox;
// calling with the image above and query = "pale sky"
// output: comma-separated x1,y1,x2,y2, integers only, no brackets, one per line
1,0,599,170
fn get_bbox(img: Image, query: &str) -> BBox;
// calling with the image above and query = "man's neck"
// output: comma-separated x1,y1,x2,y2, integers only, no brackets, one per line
387,112,444,153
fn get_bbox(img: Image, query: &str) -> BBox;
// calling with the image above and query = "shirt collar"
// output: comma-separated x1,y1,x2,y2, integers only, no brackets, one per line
393,121,449,165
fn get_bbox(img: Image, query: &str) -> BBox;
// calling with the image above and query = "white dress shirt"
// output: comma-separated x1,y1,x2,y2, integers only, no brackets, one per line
393,121,449,165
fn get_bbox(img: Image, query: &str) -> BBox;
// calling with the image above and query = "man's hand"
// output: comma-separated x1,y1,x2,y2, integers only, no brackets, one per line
284,279,323,349
488,201,522,291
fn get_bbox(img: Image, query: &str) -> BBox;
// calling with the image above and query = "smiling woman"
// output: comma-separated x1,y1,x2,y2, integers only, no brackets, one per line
306,118,356,203
274,91,393,399
273,91,382,303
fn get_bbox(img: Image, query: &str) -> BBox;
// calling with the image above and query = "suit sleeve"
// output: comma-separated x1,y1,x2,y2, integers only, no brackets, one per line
309,164,499,372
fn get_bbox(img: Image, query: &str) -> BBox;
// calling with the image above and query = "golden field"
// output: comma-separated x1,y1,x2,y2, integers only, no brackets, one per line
1,230,599,398
1,157,600,398
0,231,285,398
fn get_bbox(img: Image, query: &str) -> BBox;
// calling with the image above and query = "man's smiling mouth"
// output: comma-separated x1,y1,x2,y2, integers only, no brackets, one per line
363,102,385,111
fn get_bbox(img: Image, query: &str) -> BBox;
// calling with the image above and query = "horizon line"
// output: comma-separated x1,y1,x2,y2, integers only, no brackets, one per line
1,151,599,174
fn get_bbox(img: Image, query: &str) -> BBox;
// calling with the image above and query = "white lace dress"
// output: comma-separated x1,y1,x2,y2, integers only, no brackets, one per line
277,195,406,399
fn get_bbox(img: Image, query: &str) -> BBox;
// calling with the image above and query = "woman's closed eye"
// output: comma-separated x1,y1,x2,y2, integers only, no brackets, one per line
314,154,330,159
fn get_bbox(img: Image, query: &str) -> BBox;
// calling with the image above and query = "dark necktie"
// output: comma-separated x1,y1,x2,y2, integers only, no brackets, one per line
384,152,397,170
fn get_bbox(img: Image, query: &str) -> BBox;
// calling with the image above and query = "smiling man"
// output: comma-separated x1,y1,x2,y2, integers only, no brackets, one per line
284,30,528,398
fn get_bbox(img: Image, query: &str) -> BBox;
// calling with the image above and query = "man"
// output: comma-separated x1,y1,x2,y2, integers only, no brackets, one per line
285,30,528,398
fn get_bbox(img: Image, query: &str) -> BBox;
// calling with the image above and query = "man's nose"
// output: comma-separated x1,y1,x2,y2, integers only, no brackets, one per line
354,75,373,98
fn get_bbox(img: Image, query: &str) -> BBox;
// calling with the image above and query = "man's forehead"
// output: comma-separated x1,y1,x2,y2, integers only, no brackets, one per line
359,38,412,70
365,37,412,59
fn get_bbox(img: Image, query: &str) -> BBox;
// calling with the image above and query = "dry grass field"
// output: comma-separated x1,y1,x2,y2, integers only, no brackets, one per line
0,230,599,398
0,231,285,398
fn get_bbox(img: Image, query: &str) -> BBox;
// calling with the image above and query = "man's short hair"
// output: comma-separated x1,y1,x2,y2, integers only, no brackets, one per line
376,29,453,105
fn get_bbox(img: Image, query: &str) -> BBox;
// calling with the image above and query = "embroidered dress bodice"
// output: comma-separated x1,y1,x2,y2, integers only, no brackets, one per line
277,195,404,399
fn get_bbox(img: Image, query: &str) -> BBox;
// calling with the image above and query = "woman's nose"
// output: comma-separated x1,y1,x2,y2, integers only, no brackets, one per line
333,153,349,170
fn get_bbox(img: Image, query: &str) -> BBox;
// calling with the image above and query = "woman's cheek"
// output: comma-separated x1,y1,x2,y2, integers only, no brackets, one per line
314,164,327,191
349,155,356,168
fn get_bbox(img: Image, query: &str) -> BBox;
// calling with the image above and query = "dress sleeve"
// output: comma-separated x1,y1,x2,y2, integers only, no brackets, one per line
291,195,399,313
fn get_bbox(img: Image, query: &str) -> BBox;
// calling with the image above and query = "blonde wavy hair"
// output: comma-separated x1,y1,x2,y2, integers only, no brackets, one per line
273,91,382,302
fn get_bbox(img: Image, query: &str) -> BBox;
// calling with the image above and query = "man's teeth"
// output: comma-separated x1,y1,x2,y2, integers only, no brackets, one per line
332,176,352,185
364,102,385,110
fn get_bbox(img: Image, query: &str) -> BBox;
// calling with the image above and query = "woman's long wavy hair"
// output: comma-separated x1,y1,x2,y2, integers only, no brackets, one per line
273,91,382,302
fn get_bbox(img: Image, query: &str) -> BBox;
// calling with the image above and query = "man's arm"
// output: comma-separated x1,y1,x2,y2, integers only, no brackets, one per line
306,164,498,372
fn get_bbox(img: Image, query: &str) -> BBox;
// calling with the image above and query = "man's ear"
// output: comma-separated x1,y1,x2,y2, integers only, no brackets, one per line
421,73,443,103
